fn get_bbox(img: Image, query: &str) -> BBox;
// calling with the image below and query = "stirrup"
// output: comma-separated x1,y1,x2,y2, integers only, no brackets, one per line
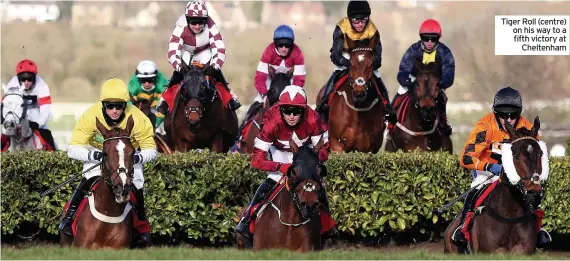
451,225,465,243
538,228,552,244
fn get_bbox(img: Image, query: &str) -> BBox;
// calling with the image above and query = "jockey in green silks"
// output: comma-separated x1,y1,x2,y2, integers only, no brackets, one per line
128,60,168,126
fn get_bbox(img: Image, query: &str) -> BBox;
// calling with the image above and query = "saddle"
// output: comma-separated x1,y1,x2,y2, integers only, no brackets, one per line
246,177,335,236
62,182,150,237
388,94,412,132
461,181,497,243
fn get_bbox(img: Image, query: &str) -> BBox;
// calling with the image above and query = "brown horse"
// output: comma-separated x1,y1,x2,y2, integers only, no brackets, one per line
131,96,156,127
444,117,543,254
236,137,328,252
60,116,136,249
237,66,292,153
316,36,386,152
163,62,238,152
385,57,452,153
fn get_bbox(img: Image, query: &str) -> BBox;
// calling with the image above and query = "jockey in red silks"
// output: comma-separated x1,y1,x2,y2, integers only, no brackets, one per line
155,0,240,129
235,85,339,243
2,59,56,150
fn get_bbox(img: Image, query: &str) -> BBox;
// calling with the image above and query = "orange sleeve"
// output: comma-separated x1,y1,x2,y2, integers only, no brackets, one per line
459,119,491,171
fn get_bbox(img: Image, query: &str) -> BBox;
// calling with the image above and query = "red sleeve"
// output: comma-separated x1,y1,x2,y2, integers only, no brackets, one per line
291,45,306,87
254,44,274,95
307,109,329,162
251,108,282,171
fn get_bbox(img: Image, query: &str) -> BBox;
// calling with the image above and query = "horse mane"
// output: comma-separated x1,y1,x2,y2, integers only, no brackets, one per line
182,66,205,98
290,143,321,182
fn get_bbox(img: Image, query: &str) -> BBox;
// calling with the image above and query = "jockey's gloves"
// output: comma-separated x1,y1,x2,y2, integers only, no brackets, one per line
133,154,143,164
137,149,157,164
90,151,103,161
485,163,503,176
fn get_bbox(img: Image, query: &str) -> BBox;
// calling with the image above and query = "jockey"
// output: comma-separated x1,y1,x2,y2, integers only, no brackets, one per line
235,85,338,243
156,0,240,128
393,19,455,136
453,87,551,247
240,25,306,129
128,60,168,122
59,78,157,247
315,0,396,123
2,59,56,150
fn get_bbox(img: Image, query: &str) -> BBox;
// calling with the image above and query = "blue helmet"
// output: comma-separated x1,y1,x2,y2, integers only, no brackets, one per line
273,25,295,41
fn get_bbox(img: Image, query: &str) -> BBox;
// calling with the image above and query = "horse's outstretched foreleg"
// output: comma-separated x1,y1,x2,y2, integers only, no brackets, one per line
210,133,224,153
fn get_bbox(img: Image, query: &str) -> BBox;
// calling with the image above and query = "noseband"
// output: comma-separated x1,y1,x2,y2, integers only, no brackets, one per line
182,78,216,123
347,47,374,91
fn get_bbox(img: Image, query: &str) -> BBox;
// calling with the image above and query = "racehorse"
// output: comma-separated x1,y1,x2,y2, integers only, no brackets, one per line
315,36,386,152
60,116,137,249
163,61,238,152
236,137,330,252
1,86,52,152
131,96,156,128
444,117,543,254
237,66,292,153
385,57,452,153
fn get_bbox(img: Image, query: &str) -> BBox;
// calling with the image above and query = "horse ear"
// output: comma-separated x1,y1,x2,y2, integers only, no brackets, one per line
95,117,109,138
313,135,325,154
287,67,294,78
125,115,135,134
289,138,299,153
504,121,517,139
368,35,377,49
345,34,355,49
531,116,540,137
268,66,276,80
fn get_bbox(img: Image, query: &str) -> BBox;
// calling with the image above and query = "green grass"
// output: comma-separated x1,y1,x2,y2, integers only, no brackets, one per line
1,246,567,260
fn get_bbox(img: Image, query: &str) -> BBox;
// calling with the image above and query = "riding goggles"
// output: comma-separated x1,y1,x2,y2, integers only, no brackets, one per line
187,17,206,26
103,102,127,110
18,72,36,83
139,77,155,84
280,106,304,116
420,35,440,43
350,17,369,24
494,110,520,120
274,39,293,48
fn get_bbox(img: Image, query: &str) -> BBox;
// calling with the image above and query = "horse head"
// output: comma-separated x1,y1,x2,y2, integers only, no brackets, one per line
179,61,216,130
346,36,376,104
502,116,544,197
412,56,441,128
267,66,293,106
131,96,152,116
96,116,136,204
286,136,327,220
1,87,30,139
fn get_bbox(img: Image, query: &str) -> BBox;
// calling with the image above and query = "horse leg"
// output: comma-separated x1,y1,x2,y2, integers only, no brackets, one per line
329,137,344,152
210,133,224,153
443,218,460,254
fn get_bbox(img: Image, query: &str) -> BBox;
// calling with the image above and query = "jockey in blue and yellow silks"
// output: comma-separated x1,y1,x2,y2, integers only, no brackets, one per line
393,19,455,136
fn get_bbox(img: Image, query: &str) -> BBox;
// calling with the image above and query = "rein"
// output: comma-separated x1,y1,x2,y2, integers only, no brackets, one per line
98,136,132,189
264,177,312,227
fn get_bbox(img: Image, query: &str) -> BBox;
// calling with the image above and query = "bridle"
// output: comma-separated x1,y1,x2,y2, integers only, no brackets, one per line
181,75,216,126
100,136,133,188
508,136,542,185
347,47,374,92
2,93,30,141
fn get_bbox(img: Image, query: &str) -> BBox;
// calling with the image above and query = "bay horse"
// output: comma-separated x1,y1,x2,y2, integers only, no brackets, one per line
385,57,452,153
236,137,330,252
60,116,137,249
131,96,156,128
237,66,292,153
316,36,386,152
444,116,543,254
163,61,238,152
1,87,53,151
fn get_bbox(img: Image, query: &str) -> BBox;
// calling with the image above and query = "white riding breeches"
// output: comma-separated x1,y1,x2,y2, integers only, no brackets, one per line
82,148,145,189
265,146,293,182
470,170,499,189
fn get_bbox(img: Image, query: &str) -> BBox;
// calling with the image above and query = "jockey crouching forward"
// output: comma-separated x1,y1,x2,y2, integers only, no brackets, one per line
59,78,157,247
393,19,455,136
453,87,551,247
2,59,56,150
235,85,339,244
315,0,396,123
155,0,240,129
128,60,168,112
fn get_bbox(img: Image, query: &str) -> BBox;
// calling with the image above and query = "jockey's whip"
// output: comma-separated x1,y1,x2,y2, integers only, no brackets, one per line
437,175,495,213
40,162,102,197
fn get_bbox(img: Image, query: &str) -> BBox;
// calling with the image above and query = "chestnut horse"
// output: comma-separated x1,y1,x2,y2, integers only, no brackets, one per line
236,137,327,252
316,36,386,152
444,117,543,254
237,67,292,153
385,57,452,153
131,96,156,127
163,62,238,152
60,116,136,248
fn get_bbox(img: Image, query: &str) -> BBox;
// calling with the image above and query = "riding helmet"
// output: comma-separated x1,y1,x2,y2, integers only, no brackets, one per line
492,87,523,114
347,0,371,19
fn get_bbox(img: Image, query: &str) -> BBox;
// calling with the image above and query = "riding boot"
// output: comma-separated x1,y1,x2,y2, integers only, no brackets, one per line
167,70,183,88
213,70,241,111
452,188,478,246
235,179,277,244
373,75,397,125
58,177,95,236
315,70,343,117
437,90,452,136
319,191,339,239
133,188,150,248
154,100,168,129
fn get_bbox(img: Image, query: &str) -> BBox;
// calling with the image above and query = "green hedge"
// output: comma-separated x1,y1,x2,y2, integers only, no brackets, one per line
1,151,569,244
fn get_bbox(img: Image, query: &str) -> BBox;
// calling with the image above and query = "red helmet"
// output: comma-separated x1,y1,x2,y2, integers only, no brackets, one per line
419,19,442,36
16,59,38,75
278,85,307,107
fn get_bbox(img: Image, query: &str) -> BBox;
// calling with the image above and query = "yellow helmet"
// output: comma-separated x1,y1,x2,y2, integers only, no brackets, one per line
100,78,130,102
